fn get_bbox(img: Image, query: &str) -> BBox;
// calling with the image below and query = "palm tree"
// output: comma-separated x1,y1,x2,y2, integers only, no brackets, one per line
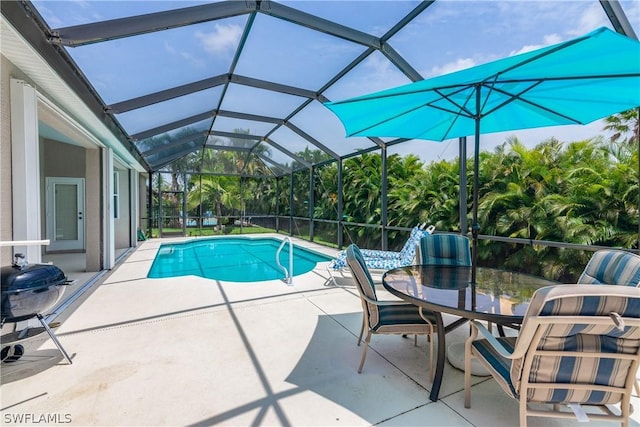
604,108,639,146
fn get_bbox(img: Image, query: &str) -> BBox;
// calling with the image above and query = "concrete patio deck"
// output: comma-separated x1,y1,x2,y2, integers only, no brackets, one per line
1,235,638,426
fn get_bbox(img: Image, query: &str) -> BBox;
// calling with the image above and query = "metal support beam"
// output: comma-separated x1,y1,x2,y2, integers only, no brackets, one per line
205,145,254,153
318,48,375,95
131,111,215,141
258,1,380,48
309,166,315,241
141,133,205,156
263,138,311,168
148,172,153,238
108,73,326,115
231,74,326,101
598,0,639,251
150,147,198,171
208,130,261,142
284,122,340,160
108,76,228,113
182,172,187,236
376,1,435,82
256,153,291,174
190,171,273,179
381,1,436,43
275,177,281,232
381,145,388,250
289,172,295,235
52,1,258,46
217,109,282,124
337,158,344,249
158,174,163,237
381,43,423,82
599,0,638,39
209,125,321,171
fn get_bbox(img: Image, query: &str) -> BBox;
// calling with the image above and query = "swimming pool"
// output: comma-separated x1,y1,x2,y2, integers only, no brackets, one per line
148,237,332,282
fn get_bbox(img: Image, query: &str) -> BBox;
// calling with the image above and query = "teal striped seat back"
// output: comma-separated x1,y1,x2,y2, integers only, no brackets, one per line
511,284,640,405
578,249,640,287
346,244,380,326
416,233,471,266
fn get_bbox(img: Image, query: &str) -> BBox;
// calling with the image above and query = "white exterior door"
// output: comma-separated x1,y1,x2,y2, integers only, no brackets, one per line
46,177,85,251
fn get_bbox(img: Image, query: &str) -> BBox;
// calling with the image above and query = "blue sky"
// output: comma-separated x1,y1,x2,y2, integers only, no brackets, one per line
31,1,640,167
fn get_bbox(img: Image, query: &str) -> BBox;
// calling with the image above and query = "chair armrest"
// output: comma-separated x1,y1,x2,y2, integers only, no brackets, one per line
469,320,515,359
359,293,411,306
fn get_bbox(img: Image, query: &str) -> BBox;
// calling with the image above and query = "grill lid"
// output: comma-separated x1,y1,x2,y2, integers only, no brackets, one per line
1,254,67,293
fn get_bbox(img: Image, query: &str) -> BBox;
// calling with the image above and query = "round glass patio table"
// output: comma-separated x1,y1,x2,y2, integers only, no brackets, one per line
381,265,559,402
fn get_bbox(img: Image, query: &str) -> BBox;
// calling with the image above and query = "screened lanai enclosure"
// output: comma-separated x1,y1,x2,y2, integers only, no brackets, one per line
5,0,638,280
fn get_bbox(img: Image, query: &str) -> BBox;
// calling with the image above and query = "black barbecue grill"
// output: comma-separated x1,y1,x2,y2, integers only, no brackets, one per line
1,254,74,364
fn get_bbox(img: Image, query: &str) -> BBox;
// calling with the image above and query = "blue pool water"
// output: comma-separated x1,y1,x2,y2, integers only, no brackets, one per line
148,237,332,282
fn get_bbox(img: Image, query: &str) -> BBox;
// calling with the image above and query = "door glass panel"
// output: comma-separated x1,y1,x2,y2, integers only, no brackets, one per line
55,184,78,240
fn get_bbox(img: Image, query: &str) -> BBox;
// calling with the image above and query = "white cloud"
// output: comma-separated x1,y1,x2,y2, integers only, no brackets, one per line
569,2,611,36
195,23,242,55
164,41,205,68
428,57,476,78
510,33,563,56
361,54,409,89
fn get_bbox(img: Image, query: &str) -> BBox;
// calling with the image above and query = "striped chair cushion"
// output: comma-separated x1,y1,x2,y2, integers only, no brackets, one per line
346,244,380,325
472,337,518,397
578,249,640,286
416,233,472,266
511,285,640,405
375,304,437,332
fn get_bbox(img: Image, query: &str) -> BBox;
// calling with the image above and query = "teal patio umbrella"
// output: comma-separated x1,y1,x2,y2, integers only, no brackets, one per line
325,27,640,282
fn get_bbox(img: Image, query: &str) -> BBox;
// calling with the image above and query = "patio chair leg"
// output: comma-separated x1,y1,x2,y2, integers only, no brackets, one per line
464,324,478,408
358,332,372,373
326,265,338,286
357,317,365,346
464,343,472,408
519,399,528,427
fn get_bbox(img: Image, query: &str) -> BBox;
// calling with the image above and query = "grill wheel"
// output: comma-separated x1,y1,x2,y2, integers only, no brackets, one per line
1,344,24,363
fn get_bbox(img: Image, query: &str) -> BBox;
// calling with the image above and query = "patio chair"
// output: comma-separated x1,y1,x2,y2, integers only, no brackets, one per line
346,244,437,379
464,284,640,427
415,232,472,266
416,232,476,371
329,224,435,284
578,249,640,287
577,249,640,395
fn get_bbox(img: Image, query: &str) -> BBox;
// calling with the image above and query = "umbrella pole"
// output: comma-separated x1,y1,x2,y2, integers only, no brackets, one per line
471,86,481,290
459,137,468,235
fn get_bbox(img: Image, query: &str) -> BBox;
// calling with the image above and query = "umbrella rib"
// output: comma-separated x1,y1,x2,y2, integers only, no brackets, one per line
350,85,476,137
479,79,542,117
483,32,592,78
431,86,476,140
433,87,475,118
483,73,640,85
330,82,475,105
481,80,584,125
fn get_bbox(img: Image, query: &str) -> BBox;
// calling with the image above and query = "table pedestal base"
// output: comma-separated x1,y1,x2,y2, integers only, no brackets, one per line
446,342,490,376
